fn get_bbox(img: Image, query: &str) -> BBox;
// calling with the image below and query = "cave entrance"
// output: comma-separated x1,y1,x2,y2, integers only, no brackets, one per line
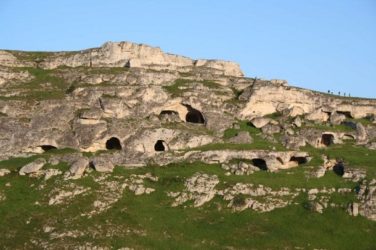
40,145,57,152
289,156,308,165
154,140,167,152
337,111,352,119
321,134,334,147
333,162,345,176
251,158,268,171
184,105,205,124
106,137,122,150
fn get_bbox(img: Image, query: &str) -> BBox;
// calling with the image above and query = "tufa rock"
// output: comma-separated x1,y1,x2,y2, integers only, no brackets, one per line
91,158,115,172
228,131,253,144
67,157,89,179
0,168,11,177
19,158,46,175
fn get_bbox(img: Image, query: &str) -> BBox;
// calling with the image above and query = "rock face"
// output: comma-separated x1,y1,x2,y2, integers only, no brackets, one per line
350,179,376,221
0,40,376,225
7,42,243,77
239,81,376,119
169,173,219,207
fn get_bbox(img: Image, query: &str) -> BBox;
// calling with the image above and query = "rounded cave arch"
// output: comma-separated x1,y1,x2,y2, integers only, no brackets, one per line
251,158,268,171
333,162,345,176
321,134,334,147
39,145,58,152
184,104,205,124
289,156,308,165
154,140,168,152
105,137,122,150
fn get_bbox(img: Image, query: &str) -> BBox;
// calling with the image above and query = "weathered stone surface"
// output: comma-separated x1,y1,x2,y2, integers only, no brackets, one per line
34,41,243,77
239,81,376,119
228,131,253,144
342,168,366,182
293,116,302,127
330,112,346,125
354,179,376,221
249,117,272,128
305,109,330,122
169,173,219,207
222,161,260,175
356,123,368,144
261,124,281,135
19,158,46,175
313,166,326,178
0,169,11,177
91,158,115,173
67,157,89,179
282,136,306,150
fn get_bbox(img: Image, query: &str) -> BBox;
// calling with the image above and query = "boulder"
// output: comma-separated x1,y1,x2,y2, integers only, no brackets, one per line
92,158,115,172
288,106,305,117
293,116,302,128
366,142,376,150
305,109,329,122
357,180,376,221
68,157,89,179
0,169,11,177
348,202,359,217
313,167,326,178
261,124,281,135
282,136,306,150
342,168,367,182
249,117,272,129
356,123,368,144
330,112,346,125
19,158,46,175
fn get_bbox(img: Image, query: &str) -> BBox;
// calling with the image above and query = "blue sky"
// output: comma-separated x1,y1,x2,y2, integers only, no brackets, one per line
0,0,375,98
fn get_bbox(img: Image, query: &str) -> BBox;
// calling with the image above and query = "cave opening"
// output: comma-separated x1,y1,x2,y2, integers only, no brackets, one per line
106,137,122,150
251,158,268,171
289,156,308,165
337,111,353,119
184,105,205,124
154,140,167,152
40,145,57,152
321,134,334,146
333,162,345,176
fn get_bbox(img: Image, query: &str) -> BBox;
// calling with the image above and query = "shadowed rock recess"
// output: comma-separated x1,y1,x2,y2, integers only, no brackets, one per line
1,41,376,248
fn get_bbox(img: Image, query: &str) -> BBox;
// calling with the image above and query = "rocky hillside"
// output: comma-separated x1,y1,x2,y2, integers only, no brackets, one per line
0,41,376,249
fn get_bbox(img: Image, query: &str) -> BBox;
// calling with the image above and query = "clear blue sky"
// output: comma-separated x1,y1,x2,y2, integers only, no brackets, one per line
0,0,375,98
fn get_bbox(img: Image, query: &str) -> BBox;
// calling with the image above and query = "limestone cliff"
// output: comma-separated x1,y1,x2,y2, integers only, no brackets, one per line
1,41,376,224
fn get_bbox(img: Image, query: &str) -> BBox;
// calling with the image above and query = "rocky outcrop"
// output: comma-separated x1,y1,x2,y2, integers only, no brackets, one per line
239,81,376,119
4,42,243,77
228,131,253,144
185,150,310,171
349,179,376,221
168,173,219,207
